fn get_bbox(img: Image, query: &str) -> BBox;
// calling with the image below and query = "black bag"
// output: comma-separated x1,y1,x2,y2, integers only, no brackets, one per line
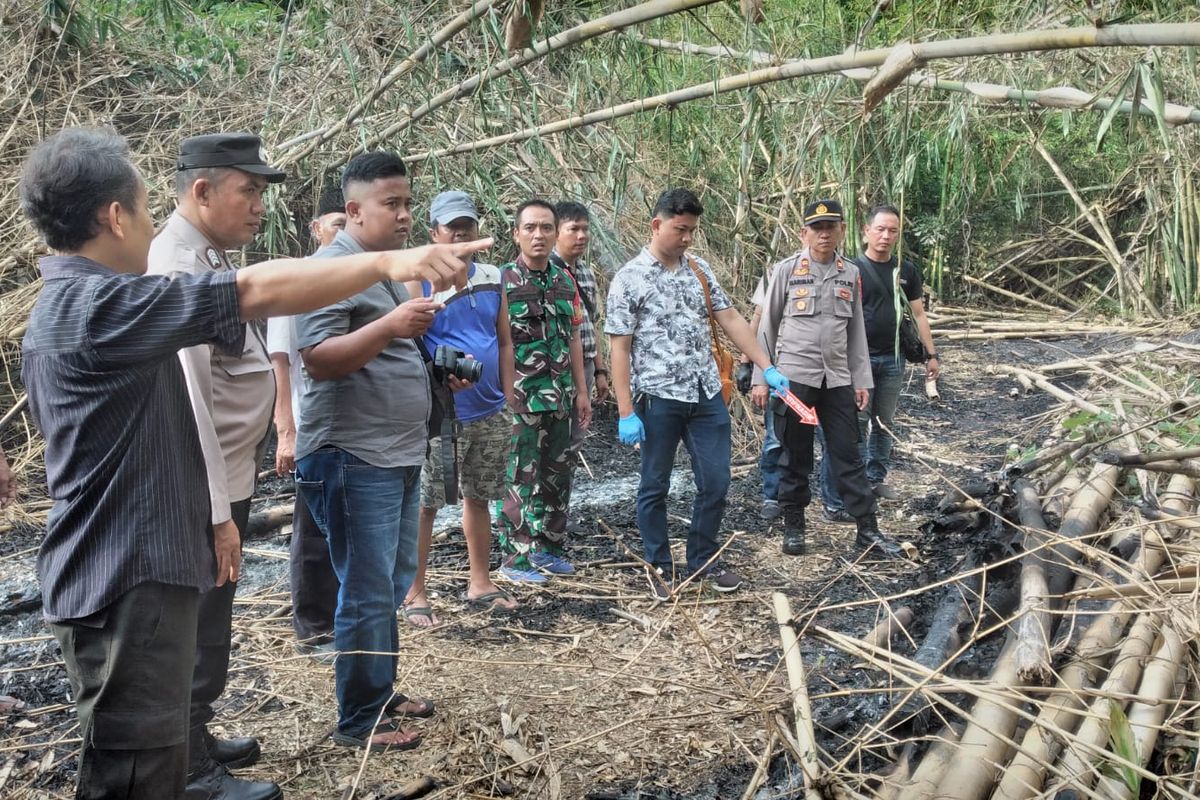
898,310,928,364
858,256,928,364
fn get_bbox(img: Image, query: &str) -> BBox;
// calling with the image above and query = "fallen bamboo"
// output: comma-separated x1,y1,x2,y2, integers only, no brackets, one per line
992,365,1105,415
1044,462,1121,601
405,24,1200,162
922,634,1023,800
772,593,822,800
1100,446,1200,466
1049,612,1164,795
1063,576,1199,601
891,726,961,800
1011,479,1054,685
1096,625,1188,800
246,504,293,539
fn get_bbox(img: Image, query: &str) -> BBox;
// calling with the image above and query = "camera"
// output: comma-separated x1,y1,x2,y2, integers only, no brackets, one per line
433,345,483,383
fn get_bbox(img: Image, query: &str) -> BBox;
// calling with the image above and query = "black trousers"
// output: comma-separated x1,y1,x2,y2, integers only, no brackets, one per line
288,488,339,643
52,582,199,800
189,497,251,742
774,382,876,520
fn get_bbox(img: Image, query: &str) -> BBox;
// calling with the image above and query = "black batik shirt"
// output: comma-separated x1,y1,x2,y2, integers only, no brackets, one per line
22,256,244,622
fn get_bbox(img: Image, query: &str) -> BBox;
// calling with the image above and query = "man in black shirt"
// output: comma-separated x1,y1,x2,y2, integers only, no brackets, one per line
820,204,938,517
19,128,487,800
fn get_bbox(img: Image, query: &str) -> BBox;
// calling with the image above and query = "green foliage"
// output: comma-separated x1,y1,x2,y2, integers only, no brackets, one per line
1098,702,1142,796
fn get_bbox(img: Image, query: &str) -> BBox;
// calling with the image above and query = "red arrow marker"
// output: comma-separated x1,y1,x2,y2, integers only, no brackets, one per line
775,388,819,425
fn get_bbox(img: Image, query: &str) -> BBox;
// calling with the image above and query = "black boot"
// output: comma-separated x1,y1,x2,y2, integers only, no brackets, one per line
185,757,282,800
205,728,261,769
187,727,281,800
781,509,806,556
854,513,903,557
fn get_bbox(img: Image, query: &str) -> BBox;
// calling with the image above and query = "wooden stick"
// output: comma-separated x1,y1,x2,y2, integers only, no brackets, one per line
1100,445,1200,466
772,593,821,800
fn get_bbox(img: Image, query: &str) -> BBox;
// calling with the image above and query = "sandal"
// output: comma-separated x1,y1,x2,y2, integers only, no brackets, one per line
401,604,440,629
332,718,422,753
462,589,517,613
385,693,436,719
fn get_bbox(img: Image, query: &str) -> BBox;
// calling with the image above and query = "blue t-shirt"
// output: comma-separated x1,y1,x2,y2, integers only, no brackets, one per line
421,262,506,423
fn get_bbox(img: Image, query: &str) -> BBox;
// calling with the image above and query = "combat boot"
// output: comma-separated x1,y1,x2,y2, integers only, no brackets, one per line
781,509,806,556
854,513,904,558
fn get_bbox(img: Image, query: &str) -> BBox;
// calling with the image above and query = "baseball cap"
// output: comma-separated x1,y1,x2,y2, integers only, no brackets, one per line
429,191,479,226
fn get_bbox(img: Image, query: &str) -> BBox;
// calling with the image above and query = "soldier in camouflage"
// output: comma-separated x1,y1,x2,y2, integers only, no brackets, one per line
499,200,593,584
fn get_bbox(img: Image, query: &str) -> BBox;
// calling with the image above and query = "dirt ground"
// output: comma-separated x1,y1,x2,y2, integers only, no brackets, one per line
0,330,1145,799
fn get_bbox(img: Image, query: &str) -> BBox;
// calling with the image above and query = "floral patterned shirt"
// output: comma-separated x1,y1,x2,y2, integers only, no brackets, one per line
605,246,731,403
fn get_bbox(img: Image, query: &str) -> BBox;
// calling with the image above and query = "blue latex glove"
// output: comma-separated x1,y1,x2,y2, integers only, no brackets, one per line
763,366,790,394
618,413,645,446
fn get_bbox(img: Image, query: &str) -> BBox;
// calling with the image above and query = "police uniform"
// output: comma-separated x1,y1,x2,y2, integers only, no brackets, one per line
755,200,900,557
146,133,285,800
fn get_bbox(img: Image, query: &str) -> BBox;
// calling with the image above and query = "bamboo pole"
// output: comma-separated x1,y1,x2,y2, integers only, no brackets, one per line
317,0,721,172
772,593,822,800
925,635,1023,800
632,36,1200,125
1095,626,1188,800
274,0,501,161
993,476,1190,800
1011,479,1054,685
862,606,914,650
405,23,1200,163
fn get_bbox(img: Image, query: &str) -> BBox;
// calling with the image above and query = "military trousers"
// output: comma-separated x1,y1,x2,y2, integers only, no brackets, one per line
774,382,876,521
500,408,572,566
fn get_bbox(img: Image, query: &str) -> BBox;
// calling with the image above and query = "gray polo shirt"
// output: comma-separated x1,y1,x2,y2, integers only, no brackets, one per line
294,230,430,467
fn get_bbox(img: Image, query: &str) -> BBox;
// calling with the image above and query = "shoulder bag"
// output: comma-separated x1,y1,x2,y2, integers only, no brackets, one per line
686,256,735,404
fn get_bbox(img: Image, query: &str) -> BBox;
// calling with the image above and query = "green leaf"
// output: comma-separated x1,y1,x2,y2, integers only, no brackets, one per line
1061,410,1098,432
1108,702,1141,796
1095,68,1134,149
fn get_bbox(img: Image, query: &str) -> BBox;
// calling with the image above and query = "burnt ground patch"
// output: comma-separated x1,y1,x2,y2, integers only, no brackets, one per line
0,329,1153,798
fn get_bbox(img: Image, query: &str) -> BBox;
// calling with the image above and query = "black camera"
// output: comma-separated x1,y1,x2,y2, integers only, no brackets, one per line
433,345,483,383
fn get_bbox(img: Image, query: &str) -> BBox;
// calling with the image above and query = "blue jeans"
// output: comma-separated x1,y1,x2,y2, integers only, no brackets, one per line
636,392,731,576
822,354,904,511
761,409,782,502
296,446,421,737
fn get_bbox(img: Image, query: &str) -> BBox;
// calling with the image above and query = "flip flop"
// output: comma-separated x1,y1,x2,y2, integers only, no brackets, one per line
332,718,422,753
462,589,517,613
385,693,436,719
400,605,440,629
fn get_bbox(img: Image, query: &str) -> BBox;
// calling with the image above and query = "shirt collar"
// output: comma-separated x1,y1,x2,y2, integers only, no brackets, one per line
38,254,118,280
638,245,685,271
334,229,368,255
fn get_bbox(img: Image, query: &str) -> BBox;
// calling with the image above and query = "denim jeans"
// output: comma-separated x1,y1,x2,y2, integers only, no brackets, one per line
821,354,904,511
296,446,421,737
760,410,782,502
635,391,731,576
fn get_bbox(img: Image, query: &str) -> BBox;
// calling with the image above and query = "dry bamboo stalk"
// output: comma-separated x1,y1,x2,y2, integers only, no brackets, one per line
406,23,1200,162
892,726,961,800
992,365,1105,415
992,477,1188,800
772,593,822,800
925,635,1023,800
962,274,1062,312
1049,612,1163,795
1095,625,1187,800
1036,343,1167,374
275,0,501,161
1012,479,1054,684
1044,462,1121,601
862,606,914,650
1040,466,1083,520
1102,446,1200,466
1063,576,1199,601
330,0,721,170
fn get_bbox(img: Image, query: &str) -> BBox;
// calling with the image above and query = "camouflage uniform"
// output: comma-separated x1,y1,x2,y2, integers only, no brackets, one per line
499,257,582,566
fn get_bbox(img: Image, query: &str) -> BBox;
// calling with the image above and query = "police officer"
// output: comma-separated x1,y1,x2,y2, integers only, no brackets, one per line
752,199,903,558
147,133,283,800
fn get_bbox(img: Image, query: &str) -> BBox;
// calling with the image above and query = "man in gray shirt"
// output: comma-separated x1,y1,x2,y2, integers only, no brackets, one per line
294,152,441,753
752,199,903,558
